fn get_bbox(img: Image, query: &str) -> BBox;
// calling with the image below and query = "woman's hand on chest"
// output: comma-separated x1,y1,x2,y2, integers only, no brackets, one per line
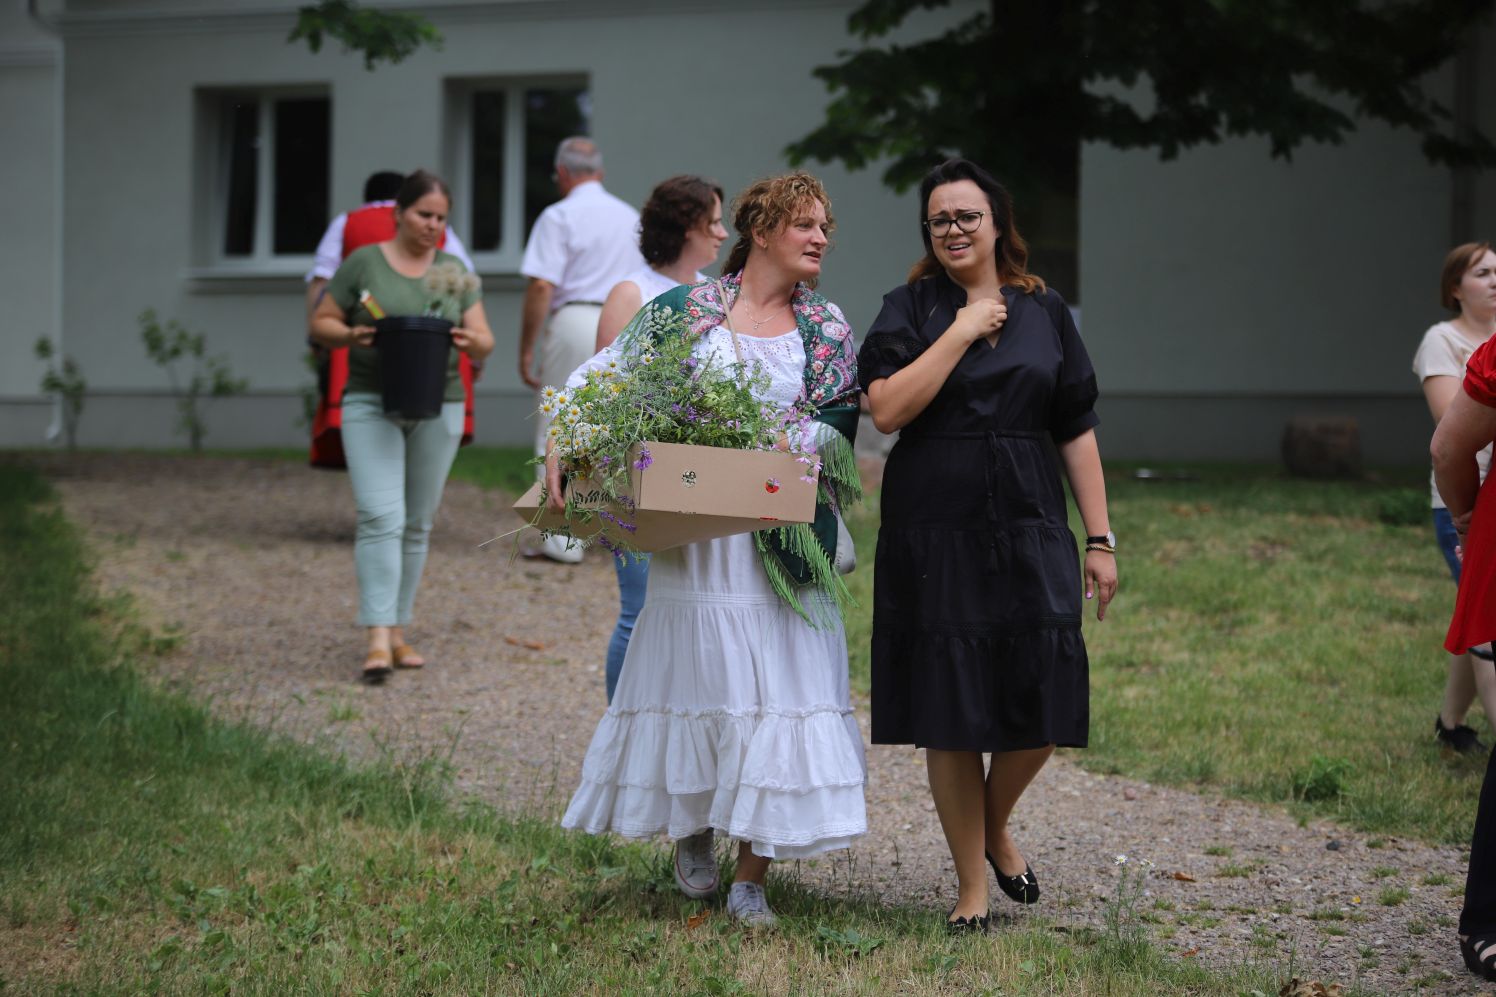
943,296,1007,347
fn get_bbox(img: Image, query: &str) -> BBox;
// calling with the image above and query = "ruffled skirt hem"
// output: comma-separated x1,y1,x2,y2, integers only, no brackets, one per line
561,705,867,858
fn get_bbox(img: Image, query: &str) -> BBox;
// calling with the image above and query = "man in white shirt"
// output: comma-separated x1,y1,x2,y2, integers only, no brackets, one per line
519,137,644,562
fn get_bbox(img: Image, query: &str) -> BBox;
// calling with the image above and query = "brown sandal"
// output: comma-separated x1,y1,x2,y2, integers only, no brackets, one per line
391,644,425,669
361,648,393,683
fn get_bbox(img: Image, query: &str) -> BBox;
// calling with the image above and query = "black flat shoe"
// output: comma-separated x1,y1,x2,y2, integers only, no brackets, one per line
1463,934,1496,982
1435,716,1489,755
945,907,990,935
987,851,1040,904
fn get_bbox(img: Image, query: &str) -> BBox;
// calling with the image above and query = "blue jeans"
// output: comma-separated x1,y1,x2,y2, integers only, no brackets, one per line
342,393,464,626
606,554,651,703
1435,507,1463,584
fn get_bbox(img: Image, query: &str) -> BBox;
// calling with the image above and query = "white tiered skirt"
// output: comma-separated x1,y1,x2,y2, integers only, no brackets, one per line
561,531,868,859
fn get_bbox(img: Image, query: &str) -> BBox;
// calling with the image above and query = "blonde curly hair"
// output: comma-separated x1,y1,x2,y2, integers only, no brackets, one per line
721,173,834,283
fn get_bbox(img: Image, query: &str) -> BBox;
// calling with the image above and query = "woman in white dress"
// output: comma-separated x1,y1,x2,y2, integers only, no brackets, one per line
591,176,728,704
551,174,866,927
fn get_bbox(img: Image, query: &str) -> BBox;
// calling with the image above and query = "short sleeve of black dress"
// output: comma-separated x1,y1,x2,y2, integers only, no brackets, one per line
867,277,1096,753
858,288,927,390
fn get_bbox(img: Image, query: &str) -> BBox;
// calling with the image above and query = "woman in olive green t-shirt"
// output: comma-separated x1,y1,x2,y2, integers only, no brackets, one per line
309,170,495,683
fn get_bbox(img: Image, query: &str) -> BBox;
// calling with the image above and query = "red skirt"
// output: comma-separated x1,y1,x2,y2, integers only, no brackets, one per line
309,347,475,469
1446,476,1496,652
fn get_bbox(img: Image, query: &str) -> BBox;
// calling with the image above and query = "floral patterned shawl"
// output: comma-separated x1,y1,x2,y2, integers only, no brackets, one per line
676,273,860,408
631,273,862,624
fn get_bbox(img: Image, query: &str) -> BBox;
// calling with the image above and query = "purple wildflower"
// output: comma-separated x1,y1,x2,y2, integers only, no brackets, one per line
633,445,653,471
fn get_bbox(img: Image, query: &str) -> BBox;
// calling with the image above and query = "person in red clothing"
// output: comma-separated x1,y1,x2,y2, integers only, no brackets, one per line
305,171,475,316
1432,303,1496,983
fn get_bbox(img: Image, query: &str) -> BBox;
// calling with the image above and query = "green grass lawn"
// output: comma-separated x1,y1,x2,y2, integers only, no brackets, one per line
90,446,1488,846
846,462,1487,846
188,447,1489,846
0,461,1278,993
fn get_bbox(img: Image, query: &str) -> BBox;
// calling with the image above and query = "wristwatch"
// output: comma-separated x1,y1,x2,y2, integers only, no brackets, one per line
1085,531,1116,548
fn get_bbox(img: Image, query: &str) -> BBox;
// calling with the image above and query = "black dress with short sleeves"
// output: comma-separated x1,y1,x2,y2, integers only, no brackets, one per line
858,272,1099,752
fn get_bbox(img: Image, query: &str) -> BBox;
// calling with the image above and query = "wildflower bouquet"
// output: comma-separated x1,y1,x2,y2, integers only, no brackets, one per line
534,305,821,558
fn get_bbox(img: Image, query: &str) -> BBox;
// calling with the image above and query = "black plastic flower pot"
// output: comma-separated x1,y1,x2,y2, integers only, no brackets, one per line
375,316,453,420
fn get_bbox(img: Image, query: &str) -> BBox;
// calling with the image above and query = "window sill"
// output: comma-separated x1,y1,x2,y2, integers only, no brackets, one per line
182,265,530,295
184,265,311,294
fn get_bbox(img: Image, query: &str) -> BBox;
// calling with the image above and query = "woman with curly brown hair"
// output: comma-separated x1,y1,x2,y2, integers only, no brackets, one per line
558,174,866,929
591,176,727,703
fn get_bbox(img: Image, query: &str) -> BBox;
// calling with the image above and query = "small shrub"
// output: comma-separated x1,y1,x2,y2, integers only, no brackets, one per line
139,309,248,452
34,337,86,450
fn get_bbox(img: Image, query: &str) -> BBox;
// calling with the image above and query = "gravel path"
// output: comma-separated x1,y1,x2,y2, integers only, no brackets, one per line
32,453,1491,995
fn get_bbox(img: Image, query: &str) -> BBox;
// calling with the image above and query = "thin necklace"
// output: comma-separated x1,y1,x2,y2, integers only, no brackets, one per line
741,300,788,332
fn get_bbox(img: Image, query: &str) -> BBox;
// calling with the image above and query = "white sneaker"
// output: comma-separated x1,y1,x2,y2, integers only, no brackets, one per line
726,881,777,928
540,533,584,564
672,829,719,899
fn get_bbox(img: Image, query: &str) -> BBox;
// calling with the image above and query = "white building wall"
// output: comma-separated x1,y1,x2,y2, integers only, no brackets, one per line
1080,19,1496,463
8,0,1494,461
30,0,951,450
0,0,61,442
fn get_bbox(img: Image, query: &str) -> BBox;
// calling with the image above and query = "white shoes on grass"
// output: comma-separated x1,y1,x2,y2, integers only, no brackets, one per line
726,882,777,928
673,829,778,928
673,829,719,899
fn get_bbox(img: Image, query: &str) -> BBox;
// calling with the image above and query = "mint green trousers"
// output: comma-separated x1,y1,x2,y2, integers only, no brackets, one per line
341,393,464,626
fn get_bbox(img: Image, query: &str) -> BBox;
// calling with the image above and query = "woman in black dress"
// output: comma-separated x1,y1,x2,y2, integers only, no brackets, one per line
859,159,1117,931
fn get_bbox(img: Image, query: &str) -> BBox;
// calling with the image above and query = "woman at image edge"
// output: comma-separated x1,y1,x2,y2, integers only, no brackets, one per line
1430,314,1496,984
860,158,1116,931
1412,241,1496,754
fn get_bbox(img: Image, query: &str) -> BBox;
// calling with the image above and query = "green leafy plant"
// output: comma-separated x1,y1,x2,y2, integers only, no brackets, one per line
139,309,249,453
33,336,86,451
1373,488,1427,527
1103,854,1156,954
288,0,442,71
1290,754,1353,803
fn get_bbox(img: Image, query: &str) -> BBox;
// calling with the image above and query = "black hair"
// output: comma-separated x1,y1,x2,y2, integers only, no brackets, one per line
908,158,1043,294
363,171,405,203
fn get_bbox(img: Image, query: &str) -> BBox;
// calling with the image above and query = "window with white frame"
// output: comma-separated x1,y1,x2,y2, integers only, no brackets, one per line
200,88,330,267
447,78,591,269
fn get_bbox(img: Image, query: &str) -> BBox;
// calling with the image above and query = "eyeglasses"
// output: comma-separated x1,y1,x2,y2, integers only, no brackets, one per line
923,211,986,238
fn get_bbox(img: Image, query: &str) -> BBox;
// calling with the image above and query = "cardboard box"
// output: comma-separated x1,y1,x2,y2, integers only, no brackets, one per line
513,441,817,552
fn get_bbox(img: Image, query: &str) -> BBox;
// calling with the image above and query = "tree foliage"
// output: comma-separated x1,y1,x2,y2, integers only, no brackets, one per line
787,0,1496,193
288,0,442,71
